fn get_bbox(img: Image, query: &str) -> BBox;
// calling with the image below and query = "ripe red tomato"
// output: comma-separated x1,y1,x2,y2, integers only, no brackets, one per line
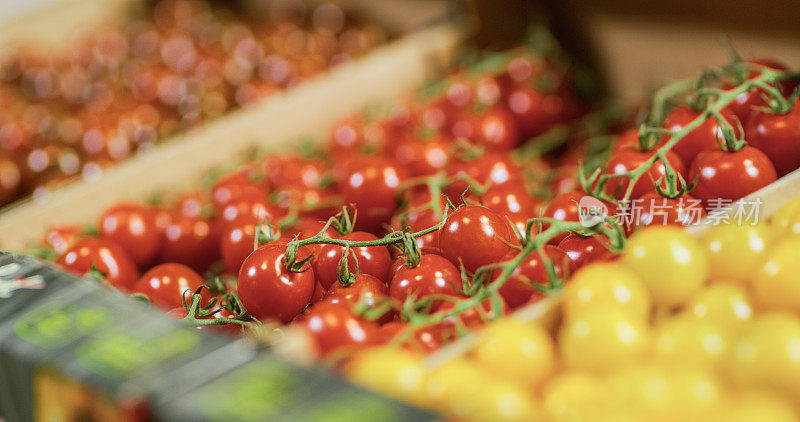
133,263,207,310
603,145,686,200
407,322,457,353
98,202,161,267
261,153,326,190
390,254,465,304
340,156,407,232
557,233,612,272
328,115,367,155
300,301,380,357
722,58,795,123
506,84,579,138
746,100,800,177
476,106,521,150
688,146,777,209
0,158,21,205
175,190,207,218
630,193,707,228
313,231,392,290
392,135,451,177
237,243,315,322
219,217,259,273
390,191,446,254
438,205,516,272
495,245,569,310
323,273,393,324
209,171,263,213
541,191,596,244
42,225,84,255
57,237,139,290
482,184,541,238
157,213,219,273
217,188,282,229
661,105,739,164
434,296,507,329
446,151,521,200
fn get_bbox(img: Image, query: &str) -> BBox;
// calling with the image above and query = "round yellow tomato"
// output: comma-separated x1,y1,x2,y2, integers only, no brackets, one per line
562,262,652,319
471,318,556,390
469,379,544,422
724,389,799,422
542,370,603,420
751,238,800,312
686,283,753,334
425,358,490,417
728,312,800,399
558,304,651,373
346,347,429,408
621,226,709,309
702,223,773,284
771,197,800,239
652,315,730,369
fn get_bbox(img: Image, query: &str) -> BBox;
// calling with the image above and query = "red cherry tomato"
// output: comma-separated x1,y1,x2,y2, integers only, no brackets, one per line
210,173,264,213
603,145,686,200
496,245,569,310
340,156,407,232
42,225,84,255
434,296,507,329
219,217,259,273
446,151,521,200
98,202,161,267
237,243,315,322
722,58,796,123
390,254,465,304
746,100,800,177
392,135,451,177
476,106,521,150
506,84,577,138
688,145,777,209
541,191,587,244
261,153,326,190
57,237,139,290
300,301,380,357
158,213,219,273
133,263,207,310
407,322,457,353
438,205,516,273
661,105,739,164
313,231,391,290
630,193,707,228
323,273,393,324
390,191,446,254
482,184,541,239
328,115,367,155
557,233,612,272
217,188,282,229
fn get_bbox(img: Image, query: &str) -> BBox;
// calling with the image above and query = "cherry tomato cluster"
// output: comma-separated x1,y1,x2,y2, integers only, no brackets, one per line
0,0,383,207
347,201,800,420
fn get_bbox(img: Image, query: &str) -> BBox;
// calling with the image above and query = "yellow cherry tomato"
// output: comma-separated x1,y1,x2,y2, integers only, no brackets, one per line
724,389,799,422
542,370,604,420
558,305,651,374
469,379,544,422
771,197,800,239
702,223,773,284
346,347,428,408
686,283,753,333
751,238,800,312
471,318,556,390
621,226,709,309
425,358,489,417
562,262,652,319
728,312,800,400
652,315,730,369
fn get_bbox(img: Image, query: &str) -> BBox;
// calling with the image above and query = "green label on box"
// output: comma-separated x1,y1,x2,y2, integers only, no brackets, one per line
13,302,112,349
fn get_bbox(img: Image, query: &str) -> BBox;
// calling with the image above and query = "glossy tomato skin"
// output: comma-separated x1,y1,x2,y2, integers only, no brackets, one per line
438,205,516,273
390,254,464,304
237,243,315,322
158,213,219,273
261,153,326,190
476,106,521,150
133,263,207,310
58,237,139,290
495,246,569,310
445,152,521,201
688,146,777,209
324,273,393,324
506,84,579,138
482,184,541,239
217,189,282,229
300,301,380,357
603,145,686,200
340,156,407,233
219,217,258,273
390,191,446,255
328,115,367,156
722,58,795,123
392,135,451,177
661,106,739,164
98,202,161,267
42,225,84,255
210,172,264,213
746,101,800,177
558,233,612,272
313,231,392,291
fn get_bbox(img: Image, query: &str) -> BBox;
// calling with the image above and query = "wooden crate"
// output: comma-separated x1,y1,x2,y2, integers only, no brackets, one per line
0,1,464,251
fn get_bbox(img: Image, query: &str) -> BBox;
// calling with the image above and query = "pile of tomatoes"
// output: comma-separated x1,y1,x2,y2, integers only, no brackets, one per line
347,201,800,420
0,0,383,207
29,31,800,419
